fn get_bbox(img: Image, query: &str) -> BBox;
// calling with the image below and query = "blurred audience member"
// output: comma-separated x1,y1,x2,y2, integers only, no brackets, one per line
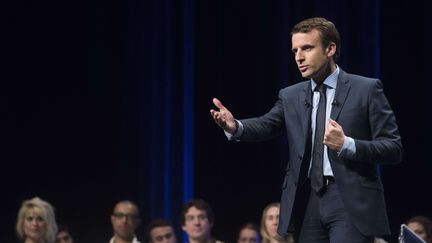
181,198,224,243
56,225,74,243
237,223,261,243
260,203,293,243
16,197,58,243
110,200,142,243
147,218,177,243
406,215,432,243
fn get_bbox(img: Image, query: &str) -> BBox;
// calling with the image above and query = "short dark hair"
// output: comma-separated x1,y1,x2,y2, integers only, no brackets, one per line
146,219,175,242
181,198,214,225
238,223,261,241
291,17,341,61
57,224,72,235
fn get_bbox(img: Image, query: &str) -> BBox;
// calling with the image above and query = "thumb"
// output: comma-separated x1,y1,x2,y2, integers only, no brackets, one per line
213,98,226,110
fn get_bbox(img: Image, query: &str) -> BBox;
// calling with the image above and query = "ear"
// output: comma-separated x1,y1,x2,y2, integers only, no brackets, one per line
326,42,336,57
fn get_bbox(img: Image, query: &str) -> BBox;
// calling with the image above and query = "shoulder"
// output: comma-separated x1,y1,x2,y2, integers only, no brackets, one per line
280,80,309,93
341,70,379,85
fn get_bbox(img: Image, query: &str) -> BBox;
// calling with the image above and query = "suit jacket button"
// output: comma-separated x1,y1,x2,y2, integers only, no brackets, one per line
298,155,303,160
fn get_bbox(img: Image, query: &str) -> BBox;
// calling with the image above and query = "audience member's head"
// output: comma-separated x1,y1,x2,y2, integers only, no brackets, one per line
260,202,292,243
56,225,74,243
406,215,432,243
110,200,141,243
16,197,58,243
181,198,217,243
237,223,261,243
147,218,177,243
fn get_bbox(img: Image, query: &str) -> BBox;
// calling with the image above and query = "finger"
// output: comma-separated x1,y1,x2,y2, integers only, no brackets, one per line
329,119,341,129
212,98,226,110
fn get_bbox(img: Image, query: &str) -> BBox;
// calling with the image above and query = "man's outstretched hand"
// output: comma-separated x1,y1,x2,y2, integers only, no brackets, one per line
210,98,237,134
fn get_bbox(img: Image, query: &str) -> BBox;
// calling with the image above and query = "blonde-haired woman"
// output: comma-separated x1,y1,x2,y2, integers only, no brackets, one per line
260,202,293,243
16,197,58,243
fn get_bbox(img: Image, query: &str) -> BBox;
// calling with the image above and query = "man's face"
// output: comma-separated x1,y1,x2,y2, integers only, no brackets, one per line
291,29,336,82
150,226,177,243
56,231,74,243
182,206,212,241
110,203,140,240
238,228,260,243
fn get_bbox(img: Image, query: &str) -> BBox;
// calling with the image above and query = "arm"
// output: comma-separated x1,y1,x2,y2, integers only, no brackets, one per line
352,80,403,164
324,80,403,164
210,91,286,142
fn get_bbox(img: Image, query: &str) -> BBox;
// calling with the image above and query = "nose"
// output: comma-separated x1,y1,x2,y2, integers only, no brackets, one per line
31,219,39,226
295,50,304,64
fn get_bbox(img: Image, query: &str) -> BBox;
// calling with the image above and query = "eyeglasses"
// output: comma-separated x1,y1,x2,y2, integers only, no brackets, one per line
112,212,139,220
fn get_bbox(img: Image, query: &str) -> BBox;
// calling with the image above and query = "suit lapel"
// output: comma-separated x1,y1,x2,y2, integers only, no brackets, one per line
330,70,350,121
297,82,312,144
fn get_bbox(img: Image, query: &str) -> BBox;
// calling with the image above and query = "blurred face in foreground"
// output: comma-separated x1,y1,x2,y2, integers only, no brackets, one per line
407,222,428,241
264,206,279,239
56,230,74,243
238,228,260,243
150,225,177,243
182,206,212,242
111,202,140,241
23,207,47,242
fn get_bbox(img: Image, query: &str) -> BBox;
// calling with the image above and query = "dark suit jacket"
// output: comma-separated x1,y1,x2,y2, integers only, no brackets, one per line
238,69,403,236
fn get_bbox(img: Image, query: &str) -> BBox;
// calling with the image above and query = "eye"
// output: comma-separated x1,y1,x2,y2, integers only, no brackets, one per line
303,45,313,51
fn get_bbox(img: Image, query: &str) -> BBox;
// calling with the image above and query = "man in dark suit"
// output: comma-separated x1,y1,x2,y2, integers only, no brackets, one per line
210,17,402,243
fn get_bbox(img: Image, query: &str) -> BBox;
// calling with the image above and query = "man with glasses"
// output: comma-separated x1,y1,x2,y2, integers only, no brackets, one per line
110,200,142,243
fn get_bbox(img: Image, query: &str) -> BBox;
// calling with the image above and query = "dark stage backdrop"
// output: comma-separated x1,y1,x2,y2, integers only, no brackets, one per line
2,0,430,243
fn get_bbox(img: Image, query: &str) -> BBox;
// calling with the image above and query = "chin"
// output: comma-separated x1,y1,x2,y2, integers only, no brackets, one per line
301,73,311,79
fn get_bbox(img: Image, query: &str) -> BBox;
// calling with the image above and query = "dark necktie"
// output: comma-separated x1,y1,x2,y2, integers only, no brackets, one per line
311,83,326,192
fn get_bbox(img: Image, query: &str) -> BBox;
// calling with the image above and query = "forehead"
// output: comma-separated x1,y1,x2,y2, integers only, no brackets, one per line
266,206,279,216
408,222,425,230
240,228,258,237
291,29,322,47
25,207,44,217
185,206,206,216
57,231,71,237
151,226,174,236
114,203,138,214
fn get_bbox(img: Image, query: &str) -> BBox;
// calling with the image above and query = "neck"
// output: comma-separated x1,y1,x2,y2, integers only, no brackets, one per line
114,236,134,243
314,62,336,84
24,238,44,243
188,237,213,243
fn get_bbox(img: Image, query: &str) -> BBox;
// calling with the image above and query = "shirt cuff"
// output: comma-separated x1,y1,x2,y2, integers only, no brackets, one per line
337,136,356,158
224,120,244,141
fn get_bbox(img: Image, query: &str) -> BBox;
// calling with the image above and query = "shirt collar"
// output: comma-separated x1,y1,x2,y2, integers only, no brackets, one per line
311,65,339,91
110,235,141,243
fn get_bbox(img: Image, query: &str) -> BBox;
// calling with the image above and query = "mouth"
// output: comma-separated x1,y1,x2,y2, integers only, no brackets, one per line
299,65,308,72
